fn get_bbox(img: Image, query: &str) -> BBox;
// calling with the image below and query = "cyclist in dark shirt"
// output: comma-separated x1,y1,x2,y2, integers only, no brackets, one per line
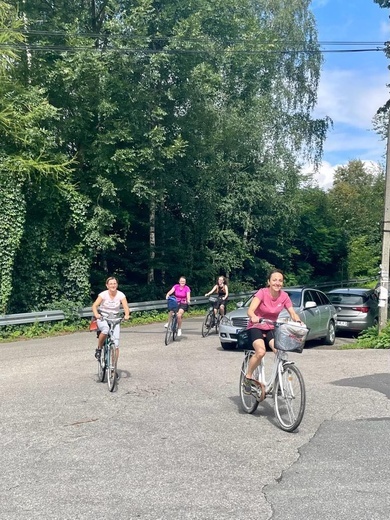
205,276,229,317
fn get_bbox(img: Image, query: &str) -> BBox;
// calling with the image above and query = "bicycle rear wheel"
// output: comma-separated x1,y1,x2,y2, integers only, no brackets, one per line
107,341,118,392
165,314,174,345
201,311,213,337
274,363,305,432
97,346,106,382
239,356,260,414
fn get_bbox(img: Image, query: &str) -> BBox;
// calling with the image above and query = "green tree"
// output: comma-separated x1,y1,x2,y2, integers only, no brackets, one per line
327,160,384,279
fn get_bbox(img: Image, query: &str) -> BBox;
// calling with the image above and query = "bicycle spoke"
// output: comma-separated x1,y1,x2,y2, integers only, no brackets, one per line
107,343,117,392
201,312,213,337
274,363,305,432
239,356,260,414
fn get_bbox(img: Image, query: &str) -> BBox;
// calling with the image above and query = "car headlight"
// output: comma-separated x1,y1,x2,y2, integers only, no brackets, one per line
221,316,233,326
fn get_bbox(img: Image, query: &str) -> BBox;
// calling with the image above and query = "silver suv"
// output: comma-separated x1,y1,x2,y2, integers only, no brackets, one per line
219,287,337,350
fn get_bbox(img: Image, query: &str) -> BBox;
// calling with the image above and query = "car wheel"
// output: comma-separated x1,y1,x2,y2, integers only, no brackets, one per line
324,320,336,345
221,342,236,351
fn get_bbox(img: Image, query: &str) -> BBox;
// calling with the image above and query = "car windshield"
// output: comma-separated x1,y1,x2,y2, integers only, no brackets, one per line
284,290,301,307
328,294,365,305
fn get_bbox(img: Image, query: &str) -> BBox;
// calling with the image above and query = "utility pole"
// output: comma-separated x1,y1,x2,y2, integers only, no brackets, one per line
379,115,390,330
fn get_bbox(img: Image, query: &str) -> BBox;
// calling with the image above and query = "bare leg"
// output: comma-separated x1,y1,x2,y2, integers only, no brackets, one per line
177,309,185,328
246,339,266,380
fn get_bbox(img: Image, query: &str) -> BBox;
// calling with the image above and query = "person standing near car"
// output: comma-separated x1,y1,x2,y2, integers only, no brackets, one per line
245,269,302,385
205,276,229,317
165,276,191,337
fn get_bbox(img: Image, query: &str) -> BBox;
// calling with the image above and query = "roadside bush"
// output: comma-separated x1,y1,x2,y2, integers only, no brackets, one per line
355,323,390,349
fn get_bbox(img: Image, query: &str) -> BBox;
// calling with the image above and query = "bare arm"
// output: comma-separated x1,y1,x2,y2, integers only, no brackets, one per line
187,290,191,304
121,297,131,320
205,285,217,297
287,306,302,323
92,296,103,319
247,296,261,323
223,285,229,299
166,286,175,299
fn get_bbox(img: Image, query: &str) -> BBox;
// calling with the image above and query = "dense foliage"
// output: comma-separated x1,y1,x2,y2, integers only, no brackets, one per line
0,1,385,314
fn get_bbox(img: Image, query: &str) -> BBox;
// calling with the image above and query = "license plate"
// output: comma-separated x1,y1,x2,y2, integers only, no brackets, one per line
337,321,348,327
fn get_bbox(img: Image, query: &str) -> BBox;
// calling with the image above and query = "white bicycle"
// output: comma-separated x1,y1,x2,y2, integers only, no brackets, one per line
239,319,309,432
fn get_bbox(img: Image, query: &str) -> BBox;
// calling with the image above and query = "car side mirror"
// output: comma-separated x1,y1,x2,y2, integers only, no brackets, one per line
304,301,317,310
236,301,244,308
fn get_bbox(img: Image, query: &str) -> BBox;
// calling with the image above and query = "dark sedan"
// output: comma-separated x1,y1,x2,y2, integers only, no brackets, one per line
327,288,379,332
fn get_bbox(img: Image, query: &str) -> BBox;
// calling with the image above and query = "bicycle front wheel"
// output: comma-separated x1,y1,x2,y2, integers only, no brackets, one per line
239,357,260,414
107,342,118,392
165,315,174,345
201,312,213,337
215,312,221,334
274,363,305,432
97,347,106,382
172,314,178,341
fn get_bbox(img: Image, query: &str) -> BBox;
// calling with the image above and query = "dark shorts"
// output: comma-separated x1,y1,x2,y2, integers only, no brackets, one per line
247,327,275,351
178,303,188,312
213,298,228,309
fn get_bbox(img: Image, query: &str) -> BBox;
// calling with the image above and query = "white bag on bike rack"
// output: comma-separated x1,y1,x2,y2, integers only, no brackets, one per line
274,322,309,353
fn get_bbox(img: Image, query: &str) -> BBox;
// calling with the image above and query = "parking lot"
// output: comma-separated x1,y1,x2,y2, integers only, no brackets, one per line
0,317,389,519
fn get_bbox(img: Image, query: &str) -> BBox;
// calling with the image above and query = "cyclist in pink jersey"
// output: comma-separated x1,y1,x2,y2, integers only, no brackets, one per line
165,276,191,337
245,269,302,387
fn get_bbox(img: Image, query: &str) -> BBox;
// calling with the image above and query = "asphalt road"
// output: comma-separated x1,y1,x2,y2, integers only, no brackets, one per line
1,317,389,520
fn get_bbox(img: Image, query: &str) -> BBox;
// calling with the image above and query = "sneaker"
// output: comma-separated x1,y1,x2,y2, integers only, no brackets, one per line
243,377,252,395
95,348,101,360
164,322,169,328
243,382,251,395
177,329,182,337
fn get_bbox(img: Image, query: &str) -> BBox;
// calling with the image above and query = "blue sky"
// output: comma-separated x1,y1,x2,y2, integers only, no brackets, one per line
306,0,389,189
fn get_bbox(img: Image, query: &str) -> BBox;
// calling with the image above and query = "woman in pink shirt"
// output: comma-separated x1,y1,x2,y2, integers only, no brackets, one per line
165,276,191,337
245,269,301,386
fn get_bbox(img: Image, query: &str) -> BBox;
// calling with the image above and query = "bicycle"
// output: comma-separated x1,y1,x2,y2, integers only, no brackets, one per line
201,297,223,337
238,319,308,432
165,296,179,345
97,311,124,392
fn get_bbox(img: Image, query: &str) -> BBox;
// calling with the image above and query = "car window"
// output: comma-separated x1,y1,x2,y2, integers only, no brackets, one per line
308,290,323,306
317,291,331,306
328,294,365,306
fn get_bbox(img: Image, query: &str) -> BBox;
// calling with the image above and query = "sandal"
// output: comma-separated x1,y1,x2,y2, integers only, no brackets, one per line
244,377,265,401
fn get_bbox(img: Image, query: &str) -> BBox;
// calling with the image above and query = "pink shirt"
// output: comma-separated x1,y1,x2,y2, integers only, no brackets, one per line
173,284,191,304
247,288,292,331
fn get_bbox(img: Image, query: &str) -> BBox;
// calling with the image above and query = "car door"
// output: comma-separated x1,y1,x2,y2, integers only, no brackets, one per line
301,289,321,337
313,290,333,335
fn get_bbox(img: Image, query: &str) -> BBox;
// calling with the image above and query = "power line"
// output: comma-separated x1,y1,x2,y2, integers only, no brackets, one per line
0,42,386,55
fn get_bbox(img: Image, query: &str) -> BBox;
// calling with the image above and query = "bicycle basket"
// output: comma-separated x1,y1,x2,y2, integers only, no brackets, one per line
208,297,218,303
167,296,179,311
237,329,253,350
274,322,309,353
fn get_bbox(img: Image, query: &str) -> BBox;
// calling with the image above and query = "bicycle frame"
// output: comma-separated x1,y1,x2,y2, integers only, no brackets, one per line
240,343,305,432
165,308,178,345
98,311,123,392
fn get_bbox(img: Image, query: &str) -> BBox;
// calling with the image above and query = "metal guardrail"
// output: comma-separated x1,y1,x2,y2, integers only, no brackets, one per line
0,292,253,327
0,279,376,327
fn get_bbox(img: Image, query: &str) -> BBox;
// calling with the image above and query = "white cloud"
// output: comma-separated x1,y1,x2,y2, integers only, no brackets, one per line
379,20,390,38
315,69,389,129
301,159,384,191
322,127,386,158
